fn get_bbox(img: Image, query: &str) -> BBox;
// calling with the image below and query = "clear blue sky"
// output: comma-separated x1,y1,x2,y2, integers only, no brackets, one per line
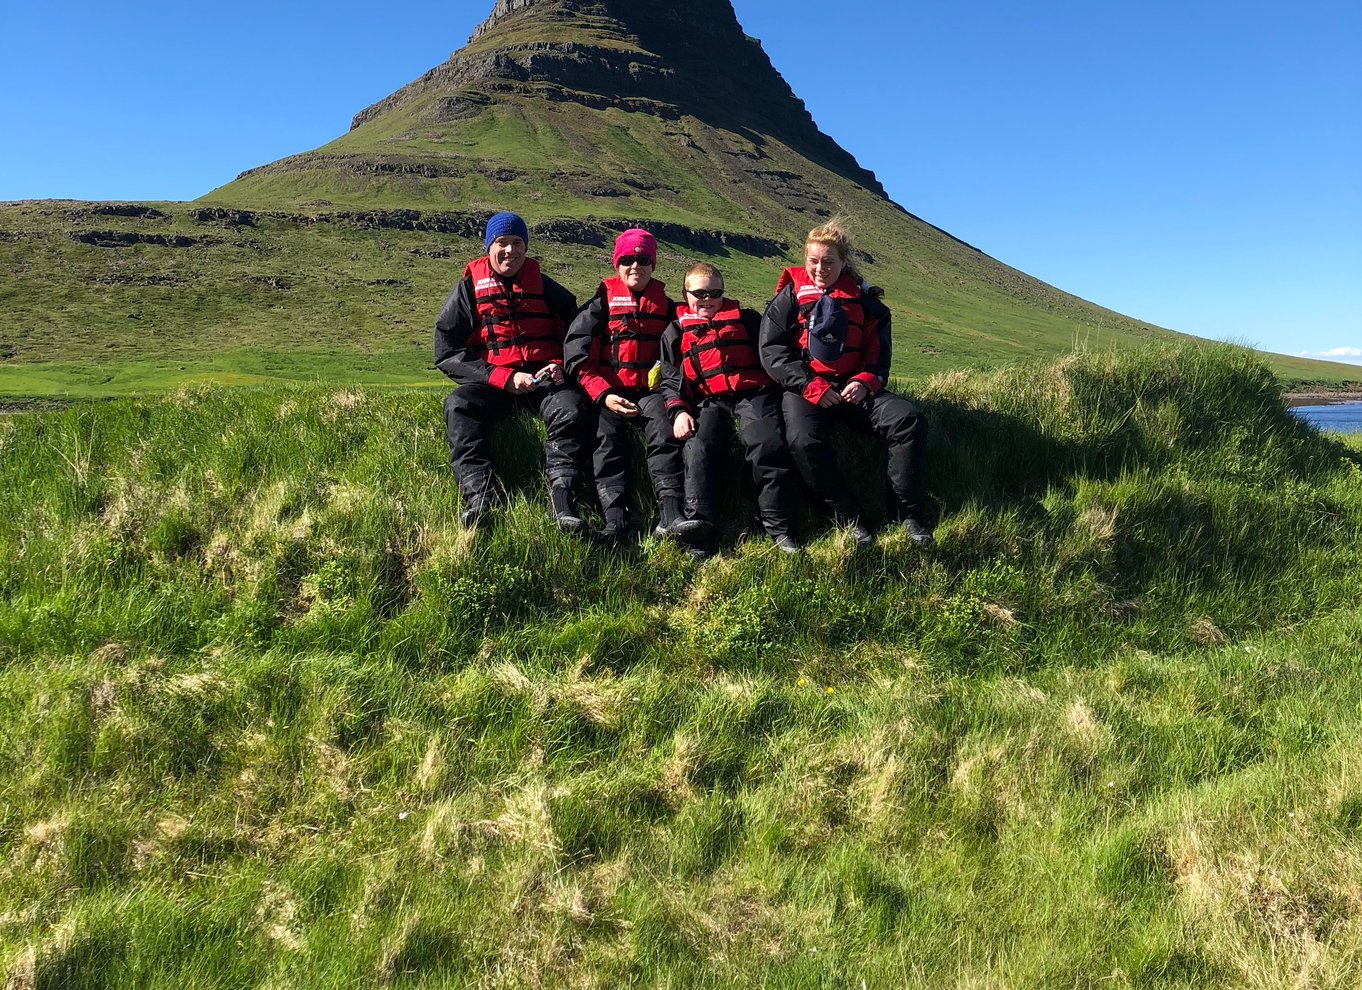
2,1,1358,364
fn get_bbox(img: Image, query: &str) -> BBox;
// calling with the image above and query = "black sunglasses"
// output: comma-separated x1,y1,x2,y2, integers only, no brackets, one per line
618,254,654,267
686,288,724,299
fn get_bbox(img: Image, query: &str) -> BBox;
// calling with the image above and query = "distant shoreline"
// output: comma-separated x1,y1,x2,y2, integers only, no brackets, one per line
1283,391,1362,408
7,393,1362,413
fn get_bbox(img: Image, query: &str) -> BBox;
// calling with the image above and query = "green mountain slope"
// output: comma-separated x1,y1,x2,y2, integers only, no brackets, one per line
1,0,1357,397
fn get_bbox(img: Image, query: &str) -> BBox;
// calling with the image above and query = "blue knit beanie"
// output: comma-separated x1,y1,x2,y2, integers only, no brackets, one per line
485,211,529,250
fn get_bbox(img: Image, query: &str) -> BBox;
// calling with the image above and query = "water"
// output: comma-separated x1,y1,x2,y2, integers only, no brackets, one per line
1289,401,1362,435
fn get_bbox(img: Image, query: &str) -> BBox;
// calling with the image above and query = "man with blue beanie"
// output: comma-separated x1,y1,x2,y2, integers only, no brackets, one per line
435,211,591,532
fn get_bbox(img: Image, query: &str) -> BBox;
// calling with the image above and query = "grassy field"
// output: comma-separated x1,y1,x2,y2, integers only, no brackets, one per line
2,345,1361,987
3,198,1358,403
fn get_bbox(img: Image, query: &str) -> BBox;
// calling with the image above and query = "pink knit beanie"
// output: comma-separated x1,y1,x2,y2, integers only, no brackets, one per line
612,228,657,267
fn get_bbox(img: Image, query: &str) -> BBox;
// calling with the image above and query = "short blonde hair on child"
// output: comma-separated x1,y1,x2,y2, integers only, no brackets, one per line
684,262,724,288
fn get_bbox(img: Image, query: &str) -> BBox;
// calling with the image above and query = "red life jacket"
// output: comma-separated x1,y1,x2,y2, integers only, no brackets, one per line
463,256,562,368
774,267,870,380
599,276,672,390
677,302,773,398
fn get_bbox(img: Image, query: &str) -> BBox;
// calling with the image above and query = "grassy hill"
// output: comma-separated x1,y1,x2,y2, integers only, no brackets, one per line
2,345,1361,987
3,0,1357,399
2,197,1357,401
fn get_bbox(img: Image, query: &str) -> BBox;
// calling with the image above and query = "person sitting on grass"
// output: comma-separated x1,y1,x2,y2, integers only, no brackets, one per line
660,262,801,559
759,218,933,546
564,228,684,544
434,211,590,533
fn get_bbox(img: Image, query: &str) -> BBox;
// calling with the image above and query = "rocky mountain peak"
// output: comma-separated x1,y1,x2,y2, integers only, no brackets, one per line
349,0,883,195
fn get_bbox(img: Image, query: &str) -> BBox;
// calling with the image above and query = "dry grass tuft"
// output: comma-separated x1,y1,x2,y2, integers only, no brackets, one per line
484,782,560,855
660,734,699,805
1064,699,1106,746
310,736,354,803
493,662,534,698
1189,616,1227,646
980,602,1019,630
256,882,304,952
89,679,119,718
89,642,130,665
23,816,68,851
2,946,36,990
417,734,443,792
162,671,227,699
1168,811,1354,986
1078,504,1118,544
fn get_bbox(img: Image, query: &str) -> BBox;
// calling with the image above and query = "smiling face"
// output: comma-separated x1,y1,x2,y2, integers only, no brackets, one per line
804,241,845,290
616,254,654,292
487,235,527,278
684,273,725,320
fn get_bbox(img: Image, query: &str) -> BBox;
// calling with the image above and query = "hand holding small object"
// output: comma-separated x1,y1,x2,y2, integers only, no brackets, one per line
605,394,639,417
535,364,565,387
841,381,868,404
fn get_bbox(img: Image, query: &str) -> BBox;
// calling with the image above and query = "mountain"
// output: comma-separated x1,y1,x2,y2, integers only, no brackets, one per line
213,0,888,218
199,0,1185,369
1,0,1358,398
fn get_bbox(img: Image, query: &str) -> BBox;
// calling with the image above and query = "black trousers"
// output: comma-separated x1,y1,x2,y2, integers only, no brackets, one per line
443,382,589,500
781,387,929,520
593,390,683,510
686,390,797,537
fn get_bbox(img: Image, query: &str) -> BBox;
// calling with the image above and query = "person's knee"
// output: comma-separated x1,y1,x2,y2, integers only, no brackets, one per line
444,390,472,419
878,397,926,445
542,393,587,435
896,411,927,445
446,384,497,419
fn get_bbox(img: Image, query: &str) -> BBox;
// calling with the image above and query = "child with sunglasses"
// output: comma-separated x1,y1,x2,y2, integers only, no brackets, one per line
564,228,685,543
659,263,801,559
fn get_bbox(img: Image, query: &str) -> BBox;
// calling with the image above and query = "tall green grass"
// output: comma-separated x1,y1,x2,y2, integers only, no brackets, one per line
2,345,1360,988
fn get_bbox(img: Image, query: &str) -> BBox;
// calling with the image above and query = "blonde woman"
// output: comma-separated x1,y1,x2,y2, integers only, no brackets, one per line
759,219,932,545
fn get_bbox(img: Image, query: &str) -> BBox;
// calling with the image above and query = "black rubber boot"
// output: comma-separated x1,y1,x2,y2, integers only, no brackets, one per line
596,505,630,546
459,477,505,529
902,516,934,546
829,493,873,547
549,485,588,536
652,494,684,539
672,515,714,547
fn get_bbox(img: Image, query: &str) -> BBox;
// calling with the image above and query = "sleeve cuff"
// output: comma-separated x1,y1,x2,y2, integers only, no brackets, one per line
853,372,884,394
801,377,832,404
488,367,514,391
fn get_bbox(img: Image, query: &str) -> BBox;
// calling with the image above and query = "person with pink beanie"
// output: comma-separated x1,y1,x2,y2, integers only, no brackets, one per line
565,228,684,544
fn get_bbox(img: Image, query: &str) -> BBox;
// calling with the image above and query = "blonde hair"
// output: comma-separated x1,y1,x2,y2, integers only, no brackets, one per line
805,216,878,294
806,216,853,257
684,262,724,289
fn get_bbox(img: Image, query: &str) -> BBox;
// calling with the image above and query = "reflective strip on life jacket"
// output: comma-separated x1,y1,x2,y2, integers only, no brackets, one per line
463,256,561,367
601,276,671,381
